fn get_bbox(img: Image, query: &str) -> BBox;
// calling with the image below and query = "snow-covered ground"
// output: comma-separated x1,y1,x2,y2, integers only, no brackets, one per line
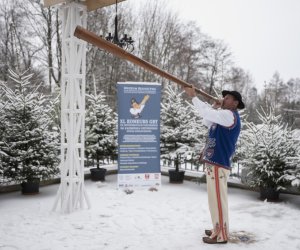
1,175,300,250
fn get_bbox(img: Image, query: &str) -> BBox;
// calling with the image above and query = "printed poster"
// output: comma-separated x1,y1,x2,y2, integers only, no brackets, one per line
117,82,161,188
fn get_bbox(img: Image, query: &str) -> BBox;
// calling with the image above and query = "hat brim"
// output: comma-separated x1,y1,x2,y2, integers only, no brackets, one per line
222,90,245,109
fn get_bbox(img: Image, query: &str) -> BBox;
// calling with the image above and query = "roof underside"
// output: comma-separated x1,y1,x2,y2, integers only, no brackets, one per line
43,0,126,12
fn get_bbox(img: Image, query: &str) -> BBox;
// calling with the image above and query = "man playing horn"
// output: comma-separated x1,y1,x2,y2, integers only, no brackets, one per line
184,85,245,244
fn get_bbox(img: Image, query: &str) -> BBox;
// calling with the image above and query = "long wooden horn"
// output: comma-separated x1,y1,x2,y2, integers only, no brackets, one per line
74,26,218,102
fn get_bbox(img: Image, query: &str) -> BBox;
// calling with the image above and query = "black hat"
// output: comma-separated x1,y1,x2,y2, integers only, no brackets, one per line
222,90,245,109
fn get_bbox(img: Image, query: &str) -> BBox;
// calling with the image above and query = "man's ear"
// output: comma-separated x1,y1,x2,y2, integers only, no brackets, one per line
234,100,239,108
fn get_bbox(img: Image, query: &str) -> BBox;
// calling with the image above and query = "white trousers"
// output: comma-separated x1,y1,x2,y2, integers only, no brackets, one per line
205,163,230,242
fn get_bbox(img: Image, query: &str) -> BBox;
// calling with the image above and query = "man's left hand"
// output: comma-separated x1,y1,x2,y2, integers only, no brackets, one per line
184,85,196,98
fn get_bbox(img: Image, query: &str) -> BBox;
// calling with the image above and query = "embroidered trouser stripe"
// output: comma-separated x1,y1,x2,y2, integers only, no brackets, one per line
214,167,226,240
205,163,230,242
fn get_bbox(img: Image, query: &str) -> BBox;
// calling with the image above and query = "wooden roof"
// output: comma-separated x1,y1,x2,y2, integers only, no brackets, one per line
43,0,126,12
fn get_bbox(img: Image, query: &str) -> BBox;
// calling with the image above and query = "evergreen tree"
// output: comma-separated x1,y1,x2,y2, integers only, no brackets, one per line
243,106,300,190
160,84,206,170
85,91,117,168
230,113,247,175
0,93,6,179
282,130,300,188
283,164,300,189
0,70,59,183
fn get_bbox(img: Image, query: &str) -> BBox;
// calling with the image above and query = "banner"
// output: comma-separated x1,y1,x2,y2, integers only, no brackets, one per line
117,82,161,188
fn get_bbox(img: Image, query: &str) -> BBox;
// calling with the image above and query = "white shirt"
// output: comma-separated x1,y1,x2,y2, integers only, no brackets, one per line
192,97,235,128
130,105,145,116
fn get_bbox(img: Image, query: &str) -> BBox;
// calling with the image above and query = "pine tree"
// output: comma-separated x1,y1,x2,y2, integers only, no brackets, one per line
0,92,6,179
282,129,300,188
0,70,59,183
243,106,300,190
230,111,247,176
85,91,117,168
160,84,206,170
284,165,300,188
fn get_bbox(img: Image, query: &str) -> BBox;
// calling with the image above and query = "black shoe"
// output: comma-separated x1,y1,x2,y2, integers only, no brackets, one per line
205,229,212,236
203,236,227,244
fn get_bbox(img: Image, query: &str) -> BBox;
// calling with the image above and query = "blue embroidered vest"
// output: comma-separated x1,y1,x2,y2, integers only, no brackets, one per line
203,110,241,169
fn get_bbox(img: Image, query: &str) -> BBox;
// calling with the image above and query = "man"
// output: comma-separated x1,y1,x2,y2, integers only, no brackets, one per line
129,95,150,118
184,85,245,244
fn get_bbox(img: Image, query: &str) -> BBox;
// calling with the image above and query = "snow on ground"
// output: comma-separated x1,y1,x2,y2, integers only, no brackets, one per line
1,175,300,250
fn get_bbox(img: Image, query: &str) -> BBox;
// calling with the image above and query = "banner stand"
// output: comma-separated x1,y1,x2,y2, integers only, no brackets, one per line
117,82,161,189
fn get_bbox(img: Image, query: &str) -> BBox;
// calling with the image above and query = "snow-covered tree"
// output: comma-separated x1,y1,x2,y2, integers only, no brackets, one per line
283,164,300,188
230,111,247,175
85,91,117,167
243,106,300,191
160,84,206,170
282,129,300,188
0,91,6,179
0,70,59,183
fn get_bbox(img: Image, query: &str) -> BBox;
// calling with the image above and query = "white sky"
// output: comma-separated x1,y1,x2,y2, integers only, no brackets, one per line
150,0,300,92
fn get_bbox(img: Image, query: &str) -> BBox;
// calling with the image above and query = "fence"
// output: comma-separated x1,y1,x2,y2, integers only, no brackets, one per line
0,154,242,185
161,155,243,178
85,154,118,167
86,154,243,178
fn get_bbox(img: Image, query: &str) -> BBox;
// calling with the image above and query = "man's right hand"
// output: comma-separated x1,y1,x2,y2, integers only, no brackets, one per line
212,99,223,109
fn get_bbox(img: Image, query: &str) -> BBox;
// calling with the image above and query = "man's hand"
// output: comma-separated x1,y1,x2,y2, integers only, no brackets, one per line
184,85,196,98
212,99,223,109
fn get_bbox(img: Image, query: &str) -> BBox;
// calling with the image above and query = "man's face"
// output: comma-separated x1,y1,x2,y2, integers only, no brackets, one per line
132,102,140,109
221,94,239,110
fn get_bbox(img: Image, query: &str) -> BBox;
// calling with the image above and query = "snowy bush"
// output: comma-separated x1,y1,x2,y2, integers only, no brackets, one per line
85,92,117,167
243,106,300,190
160,84,206,169
0,70,59,183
